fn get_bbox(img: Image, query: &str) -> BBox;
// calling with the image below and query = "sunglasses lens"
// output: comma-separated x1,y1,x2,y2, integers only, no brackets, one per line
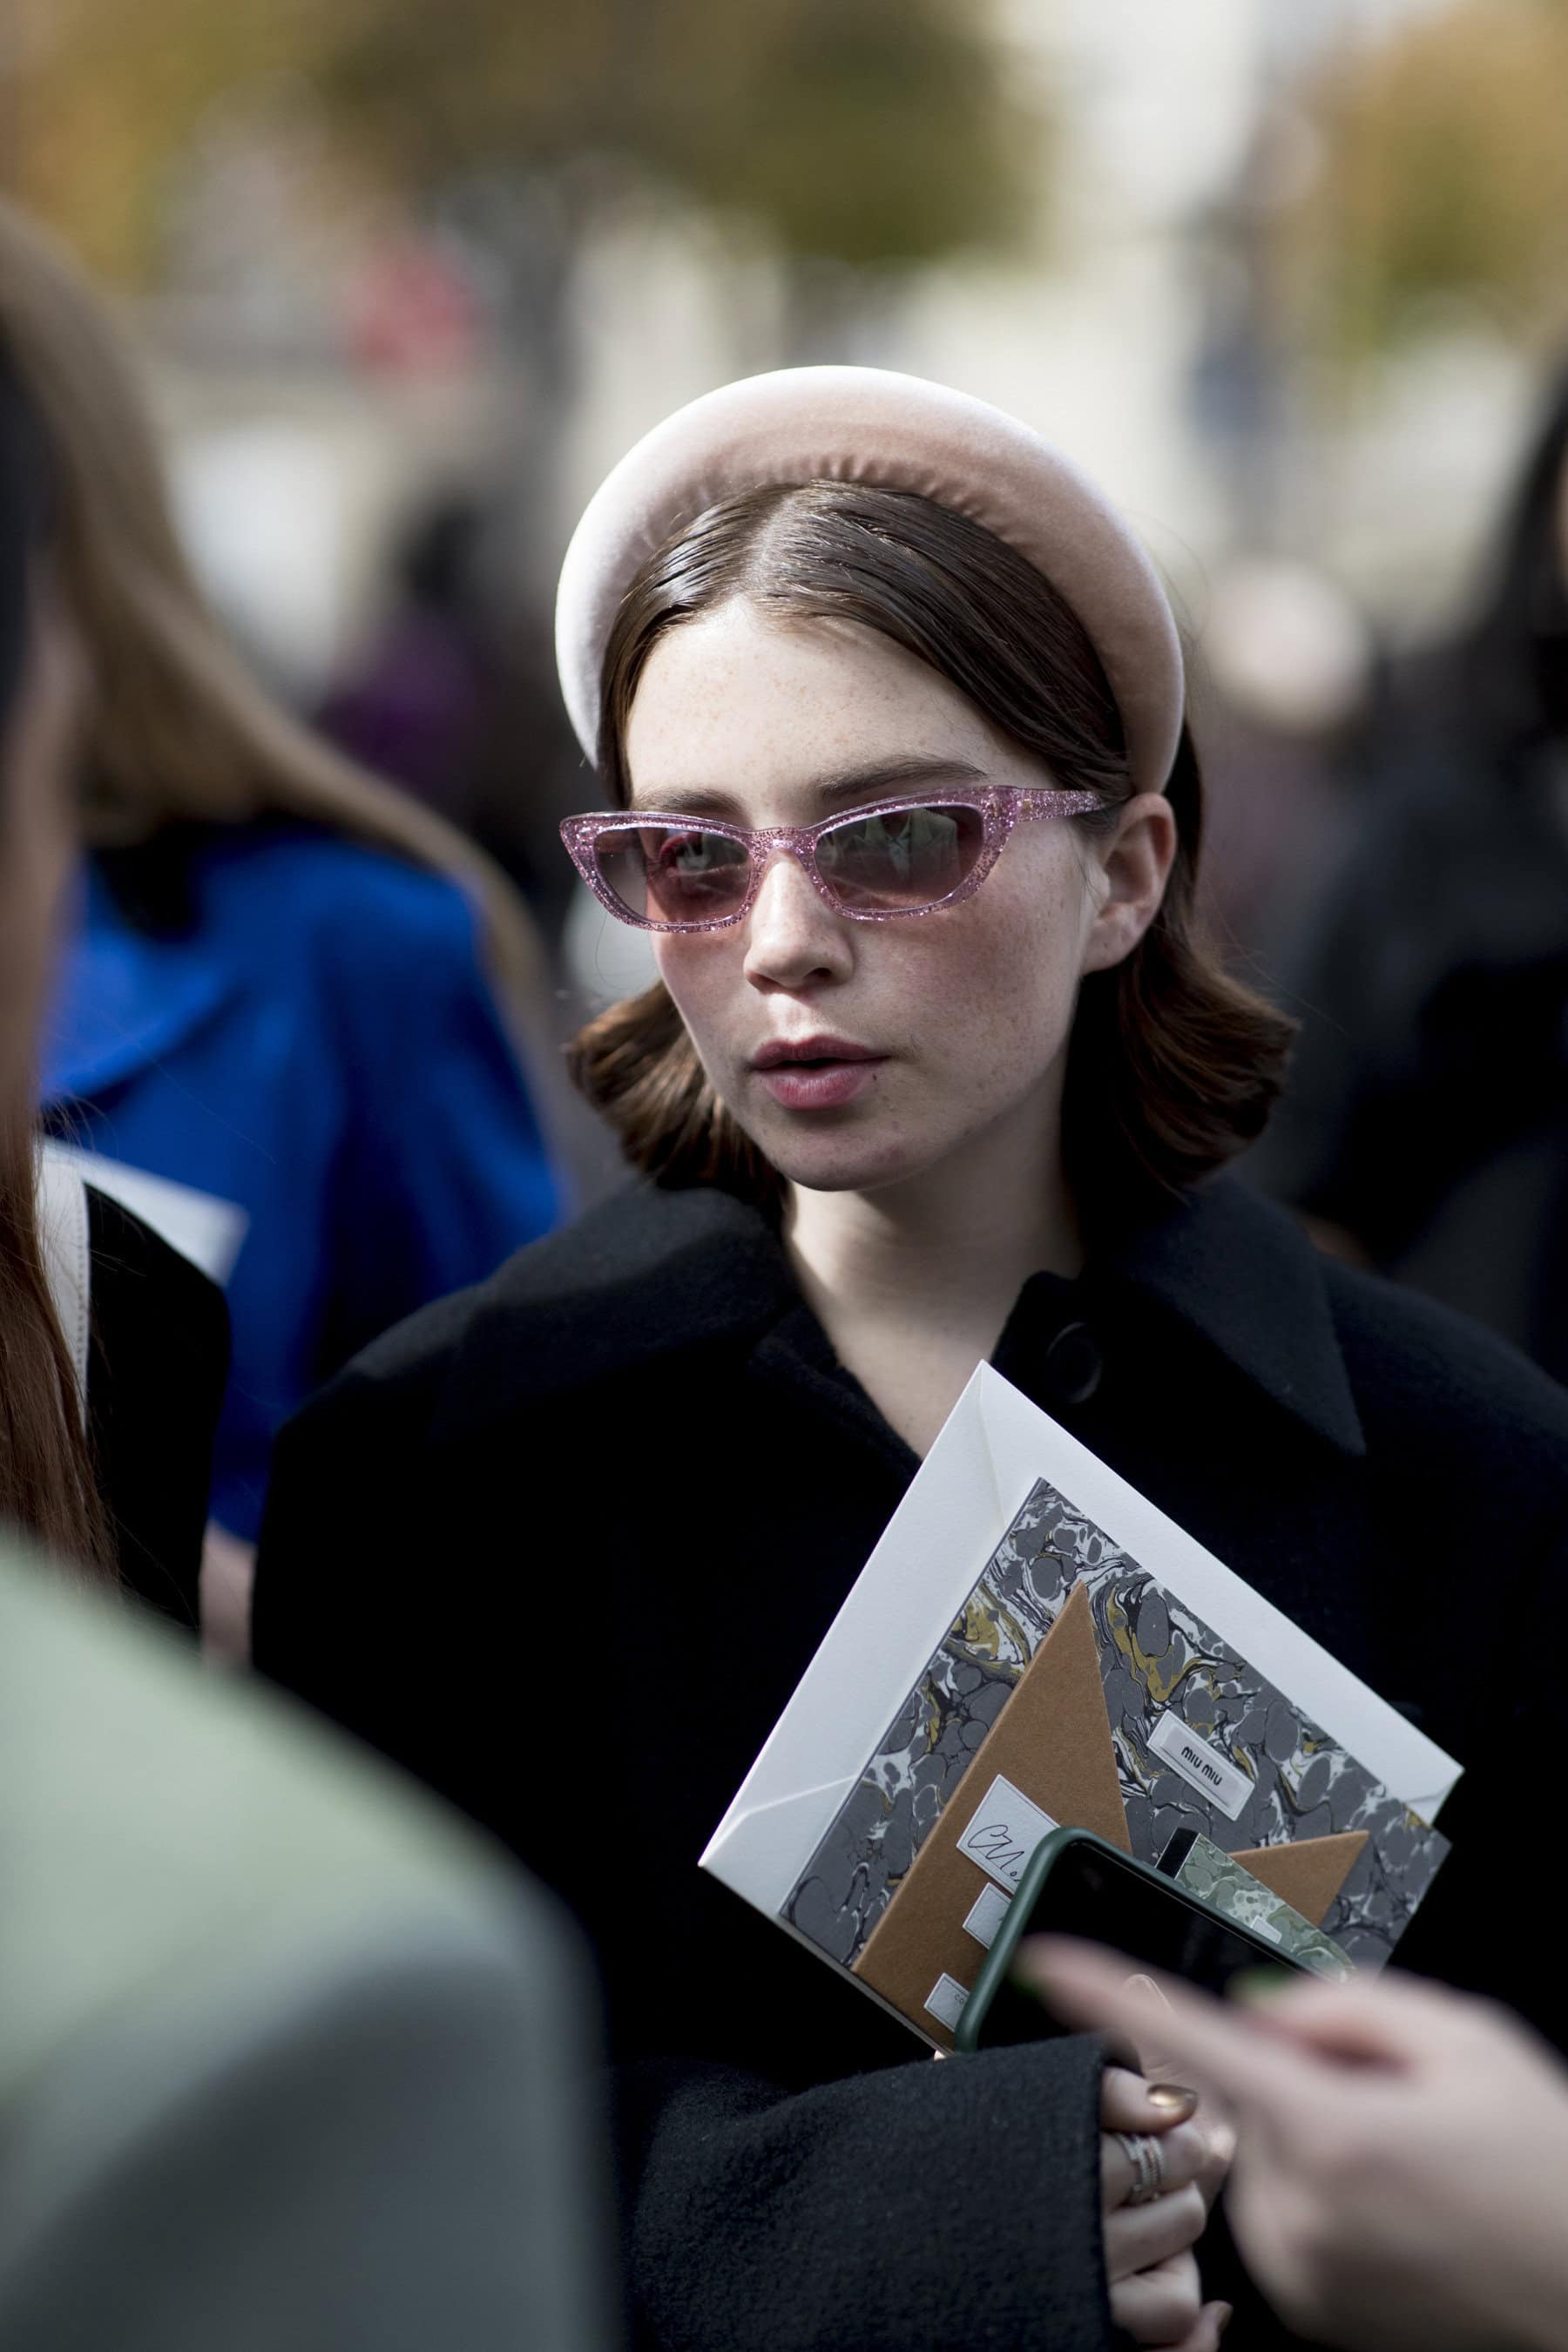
816,803,984,911
591,825,752,926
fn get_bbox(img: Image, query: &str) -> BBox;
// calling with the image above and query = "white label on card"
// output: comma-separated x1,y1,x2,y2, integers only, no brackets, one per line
963,1883,1013,1950
923,1972,970,2031
1146,1711,1253,1821
956,1774,1058,1892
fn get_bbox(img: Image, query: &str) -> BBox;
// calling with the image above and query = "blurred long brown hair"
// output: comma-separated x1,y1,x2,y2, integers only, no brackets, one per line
0,361,114,1575
0,195,550,1018
0,1118,114,1576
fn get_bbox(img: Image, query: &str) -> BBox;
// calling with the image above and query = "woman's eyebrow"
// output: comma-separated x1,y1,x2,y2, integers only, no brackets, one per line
630,755,990,817
814,755,990,806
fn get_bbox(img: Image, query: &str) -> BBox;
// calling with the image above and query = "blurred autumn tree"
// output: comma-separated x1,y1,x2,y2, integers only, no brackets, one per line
3,0,329,283
323,0,1027,271
4,0,1033,298
1301,0,1568,359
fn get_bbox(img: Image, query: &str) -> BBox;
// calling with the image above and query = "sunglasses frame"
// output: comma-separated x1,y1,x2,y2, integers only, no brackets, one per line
559,786,1105,933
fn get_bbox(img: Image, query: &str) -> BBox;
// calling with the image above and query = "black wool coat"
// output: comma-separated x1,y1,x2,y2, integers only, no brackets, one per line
87,1186,228,1628
253,1174,1568,2352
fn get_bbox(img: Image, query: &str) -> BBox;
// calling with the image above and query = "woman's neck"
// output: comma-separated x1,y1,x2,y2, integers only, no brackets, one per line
783,1110,1082,1456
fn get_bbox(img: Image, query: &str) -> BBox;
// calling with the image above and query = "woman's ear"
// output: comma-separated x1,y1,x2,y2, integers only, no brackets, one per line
1079,792,1178,977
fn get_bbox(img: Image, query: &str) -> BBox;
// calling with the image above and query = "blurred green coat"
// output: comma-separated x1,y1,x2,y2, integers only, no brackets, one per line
0,1539,615,2352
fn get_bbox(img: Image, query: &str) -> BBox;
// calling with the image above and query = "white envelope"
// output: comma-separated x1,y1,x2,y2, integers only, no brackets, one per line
702,1362,1462,1923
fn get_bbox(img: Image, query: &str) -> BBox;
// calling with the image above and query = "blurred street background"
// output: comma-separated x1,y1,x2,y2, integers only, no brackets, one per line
8,0,1568,1278
6,3,1556,903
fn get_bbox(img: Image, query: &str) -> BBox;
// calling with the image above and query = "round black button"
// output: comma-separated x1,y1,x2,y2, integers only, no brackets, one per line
1043,1320,1103,1406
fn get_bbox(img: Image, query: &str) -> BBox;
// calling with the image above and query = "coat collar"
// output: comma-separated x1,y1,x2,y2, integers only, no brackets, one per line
39,860,237,1108
462,1172,1365,1456
1102,1175,1365,1456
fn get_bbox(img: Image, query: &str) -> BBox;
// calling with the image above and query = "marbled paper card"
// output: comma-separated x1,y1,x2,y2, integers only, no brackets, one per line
786,1476,1448,1975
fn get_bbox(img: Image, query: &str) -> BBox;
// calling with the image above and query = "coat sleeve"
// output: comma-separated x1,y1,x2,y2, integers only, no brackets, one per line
0,1914,617,2352
255,1367,1117,2352
1395,1491,1568,2054
253,1347,469,1803
619,2048,1112,2352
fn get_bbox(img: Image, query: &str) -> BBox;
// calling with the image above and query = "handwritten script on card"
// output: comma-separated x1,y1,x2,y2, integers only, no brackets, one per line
956,1774,1058,1893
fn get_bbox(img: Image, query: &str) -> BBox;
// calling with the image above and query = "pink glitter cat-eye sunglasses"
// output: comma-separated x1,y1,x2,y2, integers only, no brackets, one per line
559,785,1105,934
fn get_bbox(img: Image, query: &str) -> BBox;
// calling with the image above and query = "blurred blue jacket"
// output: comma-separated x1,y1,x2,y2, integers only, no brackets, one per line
41,828,564,1540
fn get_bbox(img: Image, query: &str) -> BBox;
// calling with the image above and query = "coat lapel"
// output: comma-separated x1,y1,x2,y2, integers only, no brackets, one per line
1107,1177,1367,1457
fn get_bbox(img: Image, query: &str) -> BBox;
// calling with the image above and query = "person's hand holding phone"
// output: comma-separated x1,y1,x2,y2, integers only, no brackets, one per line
1031,1940,1568,2352
1099,2064,1232,2349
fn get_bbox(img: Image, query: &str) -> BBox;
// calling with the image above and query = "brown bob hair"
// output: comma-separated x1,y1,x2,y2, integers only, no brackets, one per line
569,480,1293,1227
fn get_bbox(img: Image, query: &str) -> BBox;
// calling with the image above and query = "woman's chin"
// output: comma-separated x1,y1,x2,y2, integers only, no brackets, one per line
750,1116,933,1198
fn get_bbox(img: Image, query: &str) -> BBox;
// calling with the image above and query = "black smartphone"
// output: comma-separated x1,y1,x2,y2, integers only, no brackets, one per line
952,1826,1304,2051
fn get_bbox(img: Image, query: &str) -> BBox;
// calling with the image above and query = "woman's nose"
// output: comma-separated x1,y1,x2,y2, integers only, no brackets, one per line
741,848,853,990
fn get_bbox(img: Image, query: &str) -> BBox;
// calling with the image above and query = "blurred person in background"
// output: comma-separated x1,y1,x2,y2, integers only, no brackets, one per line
318,487,593,950
1252,363,1568,1375
0,196,566,1599
0,306,225,1626
1030,1940,1568,2352
0,389,615,2352
1190,556,1375,987
317,492,501,830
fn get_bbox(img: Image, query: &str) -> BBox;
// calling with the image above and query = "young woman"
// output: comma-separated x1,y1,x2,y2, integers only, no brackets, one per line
0,198,564,1554
255,370,1568,2350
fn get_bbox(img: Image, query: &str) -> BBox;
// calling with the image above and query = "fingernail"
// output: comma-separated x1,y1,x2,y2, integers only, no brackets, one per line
1217,2304,1234,2337
1146,2081,1199,2117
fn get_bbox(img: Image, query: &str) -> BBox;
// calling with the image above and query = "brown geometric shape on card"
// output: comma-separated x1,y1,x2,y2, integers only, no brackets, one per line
851,1581,1130,2046
1230,1830,1369,1927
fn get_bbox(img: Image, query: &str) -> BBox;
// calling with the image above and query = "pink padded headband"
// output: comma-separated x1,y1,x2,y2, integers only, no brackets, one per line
555,365,1184,794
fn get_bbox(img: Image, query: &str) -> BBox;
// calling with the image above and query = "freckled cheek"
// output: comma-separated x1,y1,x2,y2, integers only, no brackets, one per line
653,936,746,1062
912,905,1081,1082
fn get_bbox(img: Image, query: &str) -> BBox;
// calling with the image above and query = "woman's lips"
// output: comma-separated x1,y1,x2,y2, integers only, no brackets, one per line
755,1059,885,1110
750,1043,888,1111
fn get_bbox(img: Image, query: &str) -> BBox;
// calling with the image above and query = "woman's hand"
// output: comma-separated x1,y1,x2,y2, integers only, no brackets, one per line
1100,2065,1232,2349
1035,1941,1568,2352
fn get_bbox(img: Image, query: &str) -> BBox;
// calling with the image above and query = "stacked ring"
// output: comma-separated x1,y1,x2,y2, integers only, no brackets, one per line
1117,2131,1168,2207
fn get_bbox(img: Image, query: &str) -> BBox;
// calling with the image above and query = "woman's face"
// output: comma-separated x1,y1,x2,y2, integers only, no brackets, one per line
625,597,1173,1200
